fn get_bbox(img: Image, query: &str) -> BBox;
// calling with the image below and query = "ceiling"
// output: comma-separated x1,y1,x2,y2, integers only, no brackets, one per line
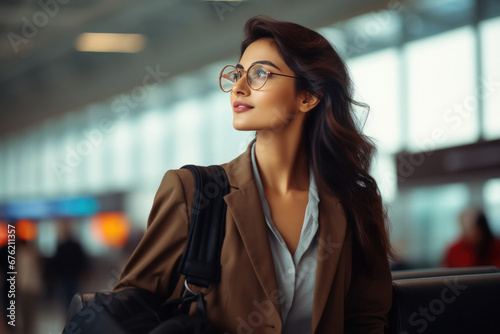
0,0,389,139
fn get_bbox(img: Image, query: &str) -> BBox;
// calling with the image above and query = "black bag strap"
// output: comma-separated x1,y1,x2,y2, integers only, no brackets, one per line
177,164,229,289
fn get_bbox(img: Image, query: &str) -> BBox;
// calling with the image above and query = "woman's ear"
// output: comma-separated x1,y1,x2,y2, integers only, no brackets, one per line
298,91,321,113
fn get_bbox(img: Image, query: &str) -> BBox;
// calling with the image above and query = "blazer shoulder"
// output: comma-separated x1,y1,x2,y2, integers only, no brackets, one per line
166,168,195,188
162,164,230,191
161,167,195,204
158,163,230,222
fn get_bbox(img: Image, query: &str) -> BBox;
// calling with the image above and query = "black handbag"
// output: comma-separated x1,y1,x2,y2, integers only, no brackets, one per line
63,165,230,334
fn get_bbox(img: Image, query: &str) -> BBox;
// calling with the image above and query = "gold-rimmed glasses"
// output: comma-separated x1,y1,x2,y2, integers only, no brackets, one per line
219,64,299,92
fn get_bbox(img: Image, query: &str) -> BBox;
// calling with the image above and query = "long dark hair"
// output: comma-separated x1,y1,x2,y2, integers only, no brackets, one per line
475,211,494,262
241,16,393,268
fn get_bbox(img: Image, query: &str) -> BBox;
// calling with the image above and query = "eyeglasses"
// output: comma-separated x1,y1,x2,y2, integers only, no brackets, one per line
219,64,299,93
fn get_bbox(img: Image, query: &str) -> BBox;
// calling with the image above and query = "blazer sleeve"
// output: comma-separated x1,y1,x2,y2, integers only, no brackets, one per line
113,169,194,300
343,248,393,334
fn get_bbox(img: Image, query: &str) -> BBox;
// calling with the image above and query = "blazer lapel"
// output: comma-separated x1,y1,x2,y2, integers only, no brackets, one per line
222,140,282,319
222,140,348,330
311,192,347,332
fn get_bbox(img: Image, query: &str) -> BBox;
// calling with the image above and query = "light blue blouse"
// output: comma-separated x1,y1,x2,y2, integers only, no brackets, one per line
251,142,320,334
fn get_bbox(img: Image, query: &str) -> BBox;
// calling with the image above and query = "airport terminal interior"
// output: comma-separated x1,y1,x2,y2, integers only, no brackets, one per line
0,0,499,332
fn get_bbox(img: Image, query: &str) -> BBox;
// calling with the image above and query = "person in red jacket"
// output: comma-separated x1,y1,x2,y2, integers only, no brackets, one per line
443,208,500,268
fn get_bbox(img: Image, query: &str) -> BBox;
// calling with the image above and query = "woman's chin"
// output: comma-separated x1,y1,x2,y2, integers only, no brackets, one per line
232,120,256,131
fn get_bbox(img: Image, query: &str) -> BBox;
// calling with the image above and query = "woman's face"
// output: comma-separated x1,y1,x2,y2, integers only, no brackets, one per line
230,38,304,132
460,210,482,245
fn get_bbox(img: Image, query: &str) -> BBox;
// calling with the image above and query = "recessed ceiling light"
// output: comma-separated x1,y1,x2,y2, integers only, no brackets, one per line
75,33,147,53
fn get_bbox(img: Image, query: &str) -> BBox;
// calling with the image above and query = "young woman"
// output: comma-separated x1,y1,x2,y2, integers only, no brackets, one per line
114,16,393,333
443,208,500,268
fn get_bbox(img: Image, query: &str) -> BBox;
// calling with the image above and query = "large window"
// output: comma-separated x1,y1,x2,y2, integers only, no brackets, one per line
138,109,171,188
397,183,470,266
484,179,500,235
348,48,401,154
1,0,498,270
405,26,478,152
480,16,500,139
348,48,401,201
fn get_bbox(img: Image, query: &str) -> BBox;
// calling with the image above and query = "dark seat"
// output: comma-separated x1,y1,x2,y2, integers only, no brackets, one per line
65,292,98,326
388,272,500,334
66,267,500,332
391,265,500,280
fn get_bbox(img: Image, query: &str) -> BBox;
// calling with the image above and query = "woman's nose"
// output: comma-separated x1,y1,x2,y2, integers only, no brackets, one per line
232,72,250,95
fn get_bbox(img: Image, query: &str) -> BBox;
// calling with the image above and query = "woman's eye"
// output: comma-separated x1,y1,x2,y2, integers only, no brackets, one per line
255,69,268,78
229,72,239,82
250,68,268,80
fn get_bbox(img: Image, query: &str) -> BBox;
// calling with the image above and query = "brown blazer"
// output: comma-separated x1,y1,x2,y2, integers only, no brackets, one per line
114,141,392,333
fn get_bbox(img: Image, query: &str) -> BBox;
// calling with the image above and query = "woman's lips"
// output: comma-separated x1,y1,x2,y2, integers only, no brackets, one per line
233,101,254,113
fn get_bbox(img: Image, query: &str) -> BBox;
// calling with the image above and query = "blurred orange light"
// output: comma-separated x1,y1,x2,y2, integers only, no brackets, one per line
91,212,130,247
0,222,7,247
17,219,37,241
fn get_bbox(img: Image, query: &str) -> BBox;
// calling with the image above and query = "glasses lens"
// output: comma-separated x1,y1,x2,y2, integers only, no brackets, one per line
248,65,268,90
220,66,240,92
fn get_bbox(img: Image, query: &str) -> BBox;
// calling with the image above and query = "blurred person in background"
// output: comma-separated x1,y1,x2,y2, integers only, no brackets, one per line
443,208,500,268
17,238,43,334
0,237,13,333
0,227,43,334
50,219,89,311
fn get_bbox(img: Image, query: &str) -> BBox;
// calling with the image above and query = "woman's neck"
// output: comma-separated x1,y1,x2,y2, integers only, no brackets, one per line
254,127,309,195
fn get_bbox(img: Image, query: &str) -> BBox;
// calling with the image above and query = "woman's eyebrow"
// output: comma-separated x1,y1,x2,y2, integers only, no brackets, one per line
236,60,282,71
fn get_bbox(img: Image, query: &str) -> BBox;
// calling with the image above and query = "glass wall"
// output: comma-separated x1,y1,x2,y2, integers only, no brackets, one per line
0,0,499,269
484,179,500,235
480,16,500,140
405,26,478,151
348,48,401,202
